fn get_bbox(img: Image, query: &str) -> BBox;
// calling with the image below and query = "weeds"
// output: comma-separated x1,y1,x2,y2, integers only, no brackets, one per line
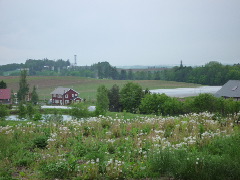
0,112,240,179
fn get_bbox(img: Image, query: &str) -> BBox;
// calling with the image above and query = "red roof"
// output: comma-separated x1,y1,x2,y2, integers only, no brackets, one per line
0,89,11,100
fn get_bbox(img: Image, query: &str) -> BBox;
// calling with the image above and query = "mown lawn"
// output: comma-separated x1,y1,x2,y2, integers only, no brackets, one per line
1,112,240,179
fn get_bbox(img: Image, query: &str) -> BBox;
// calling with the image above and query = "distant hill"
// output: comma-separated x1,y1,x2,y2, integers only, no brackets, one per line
116,65,173,69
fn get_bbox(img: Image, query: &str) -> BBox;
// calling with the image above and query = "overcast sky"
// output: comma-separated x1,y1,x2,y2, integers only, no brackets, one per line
0,0,240,66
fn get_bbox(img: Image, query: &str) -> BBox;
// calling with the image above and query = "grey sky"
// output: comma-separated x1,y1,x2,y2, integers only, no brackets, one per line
0,0,240,66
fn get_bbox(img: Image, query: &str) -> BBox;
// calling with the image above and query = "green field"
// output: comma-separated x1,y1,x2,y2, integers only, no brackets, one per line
0,76,200,101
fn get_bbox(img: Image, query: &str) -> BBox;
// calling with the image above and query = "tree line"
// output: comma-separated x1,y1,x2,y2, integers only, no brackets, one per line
1,59,240,86
161,61,240,85
96,82,240,117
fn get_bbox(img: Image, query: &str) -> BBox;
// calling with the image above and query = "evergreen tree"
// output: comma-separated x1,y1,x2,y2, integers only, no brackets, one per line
31,85,39,105
108,84,121,112
17,70,29,103
0,80,7,89
27,103,35,119
96,85,109,115
120,70,127,80
18,102,27,119
11,90,15,104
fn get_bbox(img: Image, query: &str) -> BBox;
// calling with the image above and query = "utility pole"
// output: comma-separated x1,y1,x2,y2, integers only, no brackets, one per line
74,55,77,66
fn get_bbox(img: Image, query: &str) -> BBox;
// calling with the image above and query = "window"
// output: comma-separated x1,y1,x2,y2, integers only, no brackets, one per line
75,94,78,97
72,94,74,97
65,100,69,104
232,86,238,91
55,100,59,103
65,94,68,98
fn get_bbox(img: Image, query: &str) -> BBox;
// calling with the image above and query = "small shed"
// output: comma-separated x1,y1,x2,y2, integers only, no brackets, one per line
215,80,240,100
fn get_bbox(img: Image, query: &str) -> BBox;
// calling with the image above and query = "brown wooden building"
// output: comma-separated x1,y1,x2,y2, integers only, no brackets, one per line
51,87,81,105
0,89,11,104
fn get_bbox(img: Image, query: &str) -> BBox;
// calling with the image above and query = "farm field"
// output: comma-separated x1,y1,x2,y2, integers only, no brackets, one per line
0,76,200,101
1,113,240,179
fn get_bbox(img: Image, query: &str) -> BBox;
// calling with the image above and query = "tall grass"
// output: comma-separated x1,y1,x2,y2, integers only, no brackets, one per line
0,112,239,179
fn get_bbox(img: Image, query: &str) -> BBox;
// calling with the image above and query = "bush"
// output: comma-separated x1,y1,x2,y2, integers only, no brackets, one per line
140,93,170,115
70,103,92,119
0,104,9,119
26,103,35,119
33,113,42,121
40,161,75,179
192,93,217,113
18,103,27,119
33,136,48,149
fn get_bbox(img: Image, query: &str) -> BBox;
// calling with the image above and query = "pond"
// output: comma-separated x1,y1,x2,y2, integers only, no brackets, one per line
150,86,222,98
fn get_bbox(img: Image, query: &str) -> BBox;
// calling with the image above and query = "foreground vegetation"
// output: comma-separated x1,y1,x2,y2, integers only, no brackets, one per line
1,112,240,179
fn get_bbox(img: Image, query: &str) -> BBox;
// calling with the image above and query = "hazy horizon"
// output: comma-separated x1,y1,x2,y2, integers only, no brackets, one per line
0,0,240,66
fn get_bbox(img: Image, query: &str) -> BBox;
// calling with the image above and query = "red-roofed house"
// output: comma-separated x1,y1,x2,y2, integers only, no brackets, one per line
0,89,11,104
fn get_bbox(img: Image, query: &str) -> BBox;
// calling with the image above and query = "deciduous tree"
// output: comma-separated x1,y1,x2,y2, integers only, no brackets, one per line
17,70,29,103
96,85,109,115
120,82,143,113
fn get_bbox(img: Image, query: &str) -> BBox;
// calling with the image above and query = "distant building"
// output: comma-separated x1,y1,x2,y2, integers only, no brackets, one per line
50,87,81,105
215,80,240,100
0,89,11,104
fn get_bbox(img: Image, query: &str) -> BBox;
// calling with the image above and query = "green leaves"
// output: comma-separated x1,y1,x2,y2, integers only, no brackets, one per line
120,82,143,113
17,70,29,103
96,85,109,115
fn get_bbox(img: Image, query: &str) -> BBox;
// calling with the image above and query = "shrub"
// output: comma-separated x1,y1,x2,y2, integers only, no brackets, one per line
33,136,48,149
192,93,217,113
18,103,27,119
0,104,9,119
70,103,92,118
40,161,75,179
140,93,170,115
26,103,35,119
33,113,42,121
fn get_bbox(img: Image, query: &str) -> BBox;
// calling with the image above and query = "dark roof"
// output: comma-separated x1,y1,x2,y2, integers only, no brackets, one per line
215,80,240,98
0,89,11,99
50,88,79,95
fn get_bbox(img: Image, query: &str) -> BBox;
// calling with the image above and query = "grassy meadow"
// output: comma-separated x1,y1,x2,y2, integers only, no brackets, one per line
2,76,239,179
1,112,240,179
0,76,200,101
